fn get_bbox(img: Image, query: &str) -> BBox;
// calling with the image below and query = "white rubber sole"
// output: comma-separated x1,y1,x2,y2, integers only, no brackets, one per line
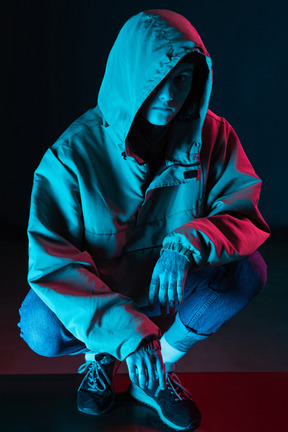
129,383,200,431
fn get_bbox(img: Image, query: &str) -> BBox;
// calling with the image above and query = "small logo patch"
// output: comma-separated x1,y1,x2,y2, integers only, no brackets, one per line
184,170,198,179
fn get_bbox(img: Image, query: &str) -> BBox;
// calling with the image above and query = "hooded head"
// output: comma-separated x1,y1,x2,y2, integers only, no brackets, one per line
97,9,213,163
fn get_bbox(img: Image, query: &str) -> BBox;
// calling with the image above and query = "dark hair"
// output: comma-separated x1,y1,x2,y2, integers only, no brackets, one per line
177,51,209,121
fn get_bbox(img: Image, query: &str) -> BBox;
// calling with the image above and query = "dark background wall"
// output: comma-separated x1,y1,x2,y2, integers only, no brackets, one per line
2,0,287,235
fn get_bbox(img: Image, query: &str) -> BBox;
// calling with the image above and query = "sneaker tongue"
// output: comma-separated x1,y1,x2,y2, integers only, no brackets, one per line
168,373,190,400
95,353,113,364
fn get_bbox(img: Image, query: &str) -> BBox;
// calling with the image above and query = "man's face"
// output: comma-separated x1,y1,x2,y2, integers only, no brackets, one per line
139,61,195,126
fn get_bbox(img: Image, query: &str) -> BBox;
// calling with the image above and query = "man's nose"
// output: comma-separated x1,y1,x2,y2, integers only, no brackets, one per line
158,81,174,101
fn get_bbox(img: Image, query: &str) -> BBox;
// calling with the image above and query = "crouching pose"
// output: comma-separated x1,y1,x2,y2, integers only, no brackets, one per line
18,9,270,431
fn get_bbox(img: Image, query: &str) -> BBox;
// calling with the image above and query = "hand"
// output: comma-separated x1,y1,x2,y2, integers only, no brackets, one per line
126,339,166,390
149,250,190,317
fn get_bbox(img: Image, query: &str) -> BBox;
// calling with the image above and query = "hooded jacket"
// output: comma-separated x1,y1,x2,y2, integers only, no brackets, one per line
27,9,270,361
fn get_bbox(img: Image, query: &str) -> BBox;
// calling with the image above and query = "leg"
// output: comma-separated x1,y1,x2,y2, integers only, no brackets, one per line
18,289,121,416
129,252,267,432
18,288,89,357
164,250,267,351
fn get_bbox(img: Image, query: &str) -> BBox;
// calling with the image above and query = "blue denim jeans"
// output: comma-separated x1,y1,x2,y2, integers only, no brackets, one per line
18,251,267,357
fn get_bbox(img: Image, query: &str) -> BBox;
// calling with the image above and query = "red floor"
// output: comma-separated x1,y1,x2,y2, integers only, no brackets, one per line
1,372,287,432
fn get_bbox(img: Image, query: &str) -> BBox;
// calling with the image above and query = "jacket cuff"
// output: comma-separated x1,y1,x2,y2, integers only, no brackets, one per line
160,243,198,270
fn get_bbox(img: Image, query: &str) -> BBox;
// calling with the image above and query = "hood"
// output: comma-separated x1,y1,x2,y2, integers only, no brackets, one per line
97,9,213,164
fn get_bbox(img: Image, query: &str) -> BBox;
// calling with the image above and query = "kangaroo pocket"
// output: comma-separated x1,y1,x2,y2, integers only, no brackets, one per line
93,246,161,306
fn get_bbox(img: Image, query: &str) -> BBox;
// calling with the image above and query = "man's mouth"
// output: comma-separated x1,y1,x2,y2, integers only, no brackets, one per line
153,107,175,112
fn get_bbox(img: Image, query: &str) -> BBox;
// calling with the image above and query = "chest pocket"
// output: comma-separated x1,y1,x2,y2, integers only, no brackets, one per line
137,179,203,228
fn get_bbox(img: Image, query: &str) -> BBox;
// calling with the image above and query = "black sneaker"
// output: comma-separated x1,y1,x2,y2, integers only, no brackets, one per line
77,353,121,415
129,371,201,431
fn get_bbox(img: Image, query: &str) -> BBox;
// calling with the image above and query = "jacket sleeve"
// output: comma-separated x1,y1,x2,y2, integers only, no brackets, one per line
161,118,270,269
27,145,161,361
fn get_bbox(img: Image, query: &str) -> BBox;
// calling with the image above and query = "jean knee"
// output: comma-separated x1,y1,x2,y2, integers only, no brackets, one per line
18,289,65,357
225,250,267,301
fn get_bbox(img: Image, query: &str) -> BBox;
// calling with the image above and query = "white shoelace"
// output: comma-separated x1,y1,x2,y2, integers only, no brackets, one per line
78,361,109,392
155,372,192,401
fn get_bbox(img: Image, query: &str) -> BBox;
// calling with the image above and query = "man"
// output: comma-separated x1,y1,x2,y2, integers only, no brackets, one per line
18,9,270,431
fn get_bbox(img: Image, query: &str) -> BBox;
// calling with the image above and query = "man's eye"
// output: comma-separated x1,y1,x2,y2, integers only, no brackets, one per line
175,74,189,83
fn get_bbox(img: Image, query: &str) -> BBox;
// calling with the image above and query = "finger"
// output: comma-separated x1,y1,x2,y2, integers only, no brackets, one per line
137,361,147,389
176,278,185,304
158,278,168,317
158,281,168,305
167,280,176,306
149,276,159,306
127,363,137,384
144,354,156,389
155,355,166,390
168,303,175,316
